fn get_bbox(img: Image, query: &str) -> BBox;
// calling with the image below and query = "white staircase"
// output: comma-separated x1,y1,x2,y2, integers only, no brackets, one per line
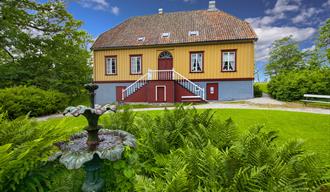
122,69,205,101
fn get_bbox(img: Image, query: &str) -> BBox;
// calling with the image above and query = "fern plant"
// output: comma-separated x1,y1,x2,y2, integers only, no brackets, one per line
131,106,330,192
0,113,82,192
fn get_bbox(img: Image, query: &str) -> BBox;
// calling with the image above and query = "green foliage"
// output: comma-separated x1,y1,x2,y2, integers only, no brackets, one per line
0,86,69,119
131,107,329,191
317,18,330,62
0,0,92,95
0,113,82,192
1,107,329,191
253,84,262,97
268,68,330,101
255,82,268,93
266,36,304,76
265,19,330,101
101,147,139,192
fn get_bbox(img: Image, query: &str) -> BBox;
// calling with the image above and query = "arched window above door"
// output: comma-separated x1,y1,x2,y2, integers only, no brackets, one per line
159,51,173,59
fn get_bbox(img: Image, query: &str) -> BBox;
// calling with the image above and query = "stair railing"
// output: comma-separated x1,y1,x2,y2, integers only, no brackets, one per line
172,70,205,100
122,69,205,101
122,73,149,100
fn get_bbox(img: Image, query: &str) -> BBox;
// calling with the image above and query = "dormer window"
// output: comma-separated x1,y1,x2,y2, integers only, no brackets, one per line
137,37,145,41
161,32,170,38
189,31,199,36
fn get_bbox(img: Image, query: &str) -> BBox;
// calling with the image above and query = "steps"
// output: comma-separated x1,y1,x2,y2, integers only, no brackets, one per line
122,69,205,102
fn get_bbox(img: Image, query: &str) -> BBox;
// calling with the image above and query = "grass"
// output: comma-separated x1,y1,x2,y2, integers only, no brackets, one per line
255,82,268,93
43,108,330,165
117,102,201,110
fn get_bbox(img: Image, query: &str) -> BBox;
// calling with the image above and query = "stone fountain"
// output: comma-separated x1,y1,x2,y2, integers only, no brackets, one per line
50,84,136,192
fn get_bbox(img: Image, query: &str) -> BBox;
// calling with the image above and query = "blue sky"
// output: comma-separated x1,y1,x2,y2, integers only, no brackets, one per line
65,0,330,81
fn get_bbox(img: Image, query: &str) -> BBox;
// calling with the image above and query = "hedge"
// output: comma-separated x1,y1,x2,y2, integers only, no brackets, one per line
0,86,69,119
253,84,263,97
268,68,330,101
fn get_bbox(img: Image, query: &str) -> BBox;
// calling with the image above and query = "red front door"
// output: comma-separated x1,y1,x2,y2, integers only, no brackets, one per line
206,83,218,100
158,58,173,80
116,86,126,101
156,86,165,102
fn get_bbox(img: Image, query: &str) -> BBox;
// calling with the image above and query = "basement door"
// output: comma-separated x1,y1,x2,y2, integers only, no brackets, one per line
206,83,218,100
116,86,126,101
156,86,166,102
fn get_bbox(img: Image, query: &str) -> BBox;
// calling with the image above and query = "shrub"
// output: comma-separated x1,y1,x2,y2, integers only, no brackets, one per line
255,82,268,93
0,86,69,119
253,84,263,97
0,113,82,192
268,68,330,101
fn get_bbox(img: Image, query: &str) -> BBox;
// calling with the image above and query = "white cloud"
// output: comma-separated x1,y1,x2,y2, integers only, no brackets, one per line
254,27,316,61
244,0,320,61
245,14,285,28
76,0,119,15
78,0,109,10
265,0,301,15
322,0,330,7
302,45,316,52
245,0,302,28
292,7,320,23
111,6,119,15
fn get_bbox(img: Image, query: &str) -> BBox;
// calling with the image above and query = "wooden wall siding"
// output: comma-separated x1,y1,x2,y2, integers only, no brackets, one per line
93,42,254,81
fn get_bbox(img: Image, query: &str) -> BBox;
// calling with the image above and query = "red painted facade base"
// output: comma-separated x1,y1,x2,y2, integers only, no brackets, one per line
123,80,204,103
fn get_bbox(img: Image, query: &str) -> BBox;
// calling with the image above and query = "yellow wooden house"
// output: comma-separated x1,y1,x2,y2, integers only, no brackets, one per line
92,1,257,104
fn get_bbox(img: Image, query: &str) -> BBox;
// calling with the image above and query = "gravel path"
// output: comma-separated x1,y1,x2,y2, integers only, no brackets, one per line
35,95,329,121
130,103,330,115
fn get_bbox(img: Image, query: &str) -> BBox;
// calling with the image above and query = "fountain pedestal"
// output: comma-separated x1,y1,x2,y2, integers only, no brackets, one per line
82,155,104,192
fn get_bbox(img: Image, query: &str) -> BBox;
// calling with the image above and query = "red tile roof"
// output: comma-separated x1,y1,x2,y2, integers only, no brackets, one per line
92,10,257,50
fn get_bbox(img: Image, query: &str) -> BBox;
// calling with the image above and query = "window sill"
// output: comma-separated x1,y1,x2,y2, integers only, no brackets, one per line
221,70,237,73
189,71,204,73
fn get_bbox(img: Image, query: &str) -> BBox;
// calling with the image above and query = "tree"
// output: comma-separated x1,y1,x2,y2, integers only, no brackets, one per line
317,18,330,63
0,0,92,95
265,36,304,76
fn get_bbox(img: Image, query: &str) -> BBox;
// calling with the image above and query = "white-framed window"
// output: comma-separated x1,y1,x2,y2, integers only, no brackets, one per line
105,56,117,75
130,55,142,74
161,32,170,38
189,31,199,36
137,37,145,41
222,50,236,72
190,52,203,72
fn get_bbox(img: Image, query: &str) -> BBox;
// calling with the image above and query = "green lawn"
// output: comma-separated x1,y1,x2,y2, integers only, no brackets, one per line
44,109,330,165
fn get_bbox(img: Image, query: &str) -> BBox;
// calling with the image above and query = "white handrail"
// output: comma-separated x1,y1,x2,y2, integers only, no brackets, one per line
122,73,148,100
121,69,205,101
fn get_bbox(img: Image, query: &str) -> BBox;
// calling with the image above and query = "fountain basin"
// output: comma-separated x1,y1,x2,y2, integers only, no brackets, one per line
50,129,136,169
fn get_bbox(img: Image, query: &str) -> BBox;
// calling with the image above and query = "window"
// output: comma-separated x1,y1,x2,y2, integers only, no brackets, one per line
222,50,236,72
130,55,142,74
137,37,145,41
161,32,170,38
190,52,203,73
159,51,172,59
105,56,117,75
189,31,199,36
